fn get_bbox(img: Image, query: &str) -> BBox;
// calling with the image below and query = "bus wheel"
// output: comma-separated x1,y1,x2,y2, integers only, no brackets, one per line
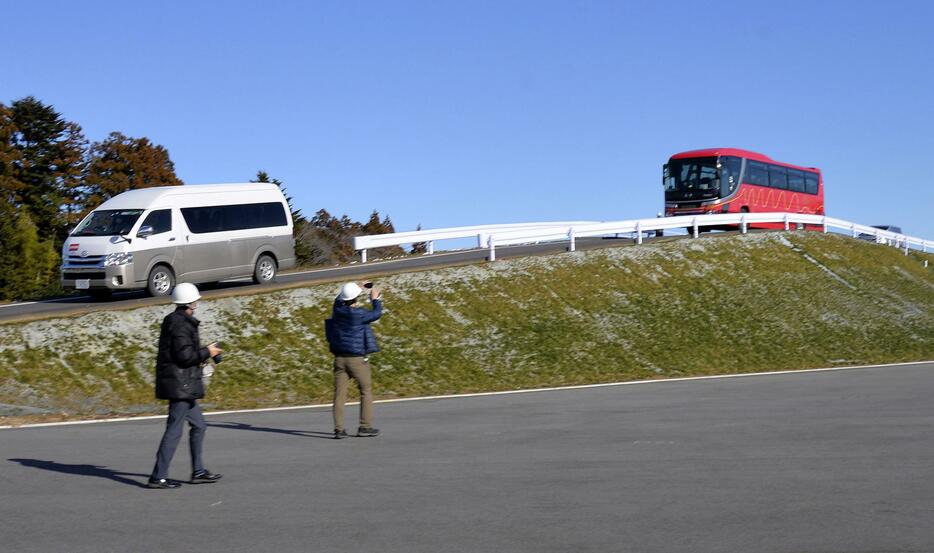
147,264,175,297
253,255,277,284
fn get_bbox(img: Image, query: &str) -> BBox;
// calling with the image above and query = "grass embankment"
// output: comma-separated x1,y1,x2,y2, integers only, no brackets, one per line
1,232,931,423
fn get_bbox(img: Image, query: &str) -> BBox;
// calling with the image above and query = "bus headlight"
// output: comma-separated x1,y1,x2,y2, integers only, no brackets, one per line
104,252,134,267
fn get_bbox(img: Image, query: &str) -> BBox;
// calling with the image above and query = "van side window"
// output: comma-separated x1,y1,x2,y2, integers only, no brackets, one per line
182,202,288,233
141,209,172,235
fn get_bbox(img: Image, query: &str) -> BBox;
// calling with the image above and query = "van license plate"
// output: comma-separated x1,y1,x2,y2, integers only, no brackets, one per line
76,279,90,290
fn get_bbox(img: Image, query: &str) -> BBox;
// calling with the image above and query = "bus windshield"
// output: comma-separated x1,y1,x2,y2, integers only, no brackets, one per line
664,157,720,201
664,156,742,201
71,209,144,236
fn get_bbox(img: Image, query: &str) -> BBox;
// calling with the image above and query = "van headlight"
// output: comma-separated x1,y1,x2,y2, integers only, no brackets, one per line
104,252,134,266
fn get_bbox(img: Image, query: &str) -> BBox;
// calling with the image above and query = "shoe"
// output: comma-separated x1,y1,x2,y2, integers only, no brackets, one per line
357,427,380,437
190,470,222,484
146,478,181,489
334,429,348,439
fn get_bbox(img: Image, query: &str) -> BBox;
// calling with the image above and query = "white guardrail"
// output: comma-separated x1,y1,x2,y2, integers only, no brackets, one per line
353,213,932,263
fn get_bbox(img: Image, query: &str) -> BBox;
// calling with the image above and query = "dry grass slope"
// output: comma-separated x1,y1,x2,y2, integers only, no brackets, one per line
1,232,931,422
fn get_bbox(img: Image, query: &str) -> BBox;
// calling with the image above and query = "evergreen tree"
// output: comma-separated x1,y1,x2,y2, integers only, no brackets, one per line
9,96,87,241
251,170,312,264
0,103,23,205
84,131,182,213
410,224,428,254
0,202,59,300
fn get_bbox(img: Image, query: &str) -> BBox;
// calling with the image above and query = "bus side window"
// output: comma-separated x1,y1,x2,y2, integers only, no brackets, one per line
804,172,819,194
769,165,788,189
787,169,805,192
746,161,768,186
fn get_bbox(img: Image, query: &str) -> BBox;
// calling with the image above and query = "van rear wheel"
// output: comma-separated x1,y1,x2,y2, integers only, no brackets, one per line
147,265,175,297
253,255,277,284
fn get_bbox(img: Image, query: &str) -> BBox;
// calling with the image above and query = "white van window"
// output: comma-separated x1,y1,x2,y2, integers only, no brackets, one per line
181,202,287,234
140,209,172,235
72,210,144,236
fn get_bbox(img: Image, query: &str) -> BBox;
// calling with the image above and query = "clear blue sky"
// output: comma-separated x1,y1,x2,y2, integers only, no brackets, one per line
5,1,933,240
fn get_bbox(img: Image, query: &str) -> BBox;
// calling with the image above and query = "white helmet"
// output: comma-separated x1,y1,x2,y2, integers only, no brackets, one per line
337,282,363,302
172,282,201,305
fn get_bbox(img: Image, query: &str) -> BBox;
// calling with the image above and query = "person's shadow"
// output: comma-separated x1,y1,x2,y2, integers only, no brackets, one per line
208,421,335,439
9,458,150,488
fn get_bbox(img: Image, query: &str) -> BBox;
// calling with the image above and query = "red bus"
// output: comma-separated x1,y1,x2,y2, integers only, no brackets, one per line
663,148,824,225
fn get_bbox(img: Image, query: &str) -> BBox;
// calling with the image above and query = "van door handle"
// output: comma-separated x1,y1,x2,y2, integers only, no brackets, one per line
169,237,176,242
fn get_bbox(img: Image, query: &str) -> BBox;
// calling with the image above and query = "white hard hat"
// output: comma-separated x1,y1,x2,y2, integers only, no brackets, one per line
172,282,201,305
337,282,363,301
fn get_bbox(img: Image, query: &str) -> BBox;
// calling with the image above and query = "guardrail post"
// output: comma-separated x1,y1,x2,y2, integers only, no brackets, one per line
692,217,699,238
635,221,643,244
477,233,483,248
822,216,828,233
361,249,367,264
740,214,747,234
783,213,789,231
568,227,576,252
905,240,909,256
488,235,496,262
851,224,857,238
924,241,928,253
427,241,434,255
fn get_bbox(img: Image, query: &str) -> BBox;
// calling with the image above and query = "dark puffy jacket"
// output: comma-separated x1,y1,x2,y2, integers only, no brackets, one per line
327,298,382,356
155,307,211,400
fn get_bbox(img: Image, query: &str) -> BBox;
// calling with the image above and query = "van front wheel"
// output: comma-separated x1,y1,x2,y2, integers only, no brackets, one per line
147,265,175,297
253,255,277,284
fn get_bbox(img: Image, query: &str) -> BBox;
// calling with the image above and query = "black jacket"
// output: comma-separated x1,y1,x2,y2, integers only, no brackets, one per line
155,306,211,400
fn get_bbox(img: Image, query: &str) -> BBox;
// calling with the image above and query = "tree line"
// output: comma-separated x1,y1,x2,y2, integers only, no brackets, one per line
0,96,403,301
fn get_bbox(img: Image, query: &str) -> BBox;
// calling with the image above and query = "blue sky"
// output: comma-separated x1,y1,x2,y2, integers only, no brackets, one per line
5,1,933,240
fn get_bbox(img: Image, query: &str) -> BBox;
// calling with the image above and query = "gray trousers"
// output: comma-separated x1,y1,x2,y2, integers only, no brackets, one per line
151,399,206,480
333,356,373,431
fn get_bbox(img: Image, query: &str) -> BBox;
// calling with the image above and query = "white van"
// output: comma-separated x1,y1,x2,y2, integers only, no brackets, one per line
61,183,296,297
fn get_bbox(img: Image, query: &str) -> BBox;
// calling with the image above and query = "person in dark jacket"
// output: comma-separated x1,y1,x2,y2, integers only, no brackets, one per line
147,283,223,489
326,282,383,439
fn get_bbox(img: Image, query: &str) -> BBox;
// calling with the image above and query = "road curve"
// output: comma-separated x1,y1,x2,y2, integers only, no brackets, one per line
2,361,932,552
0,233,702,323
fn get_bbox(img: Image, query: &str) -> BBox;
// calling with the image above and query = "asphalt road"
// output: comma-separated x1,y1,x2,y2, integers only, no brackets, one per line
2,362,933,552
0,232,716,323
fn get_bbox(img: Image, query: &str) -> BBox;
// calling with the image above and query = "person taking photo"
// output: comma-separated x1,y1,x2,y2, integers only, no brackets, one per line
326,282,383,439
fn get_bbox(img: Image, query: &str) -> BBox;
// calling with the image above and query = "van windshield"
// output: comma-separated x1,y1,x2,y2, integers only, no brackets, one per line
72,210,144,236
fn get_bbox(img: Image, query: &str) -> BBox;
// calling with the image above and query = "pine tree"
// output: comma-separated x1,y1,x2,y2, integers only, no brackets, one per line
251,170,311,264
410,224,428,254
9,96,87,242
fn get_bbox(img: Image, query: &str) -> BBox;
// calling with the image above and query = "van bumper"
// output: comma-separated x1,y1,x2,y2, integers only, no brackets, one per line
61,264,138,291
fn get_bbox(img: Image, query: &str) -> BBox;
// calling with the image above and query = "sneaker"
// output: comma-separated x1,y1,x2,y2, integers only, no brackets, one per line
190,470,223,484
146,478,181,489
357,427,380,437
334,429,349,439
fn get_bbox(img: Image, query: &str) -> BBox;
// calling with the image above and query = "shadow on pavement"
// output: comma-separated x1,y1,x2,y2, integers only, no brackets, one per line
8,458,150,488
208,421,335,439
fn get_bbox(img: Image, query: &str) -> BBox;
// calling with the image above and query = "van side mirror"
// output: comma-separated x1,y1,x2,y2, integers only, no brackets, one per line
137,225,154,238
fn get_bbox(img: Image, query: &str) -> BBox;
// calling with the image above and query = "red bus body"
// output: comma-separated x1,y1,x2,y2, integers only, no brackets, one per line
663,148,824,228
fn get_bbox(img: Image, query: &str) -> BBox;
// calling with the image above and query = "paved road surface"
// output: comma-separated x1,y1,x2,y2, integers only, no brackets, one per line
2,362,932,552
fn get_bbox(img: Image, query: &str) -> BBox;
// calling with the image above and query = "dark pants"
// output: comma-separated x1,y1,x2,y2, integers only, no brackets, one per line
150,399,206,480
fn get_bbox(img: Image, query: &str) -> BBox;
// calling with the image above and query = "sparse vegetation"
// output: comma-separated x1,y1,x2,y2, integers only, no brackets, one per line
1,232,931,424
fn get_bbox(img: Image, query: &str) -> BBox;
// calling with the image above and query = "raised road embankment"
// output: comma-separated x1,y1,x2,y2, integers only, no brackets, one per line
1,232,931,423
